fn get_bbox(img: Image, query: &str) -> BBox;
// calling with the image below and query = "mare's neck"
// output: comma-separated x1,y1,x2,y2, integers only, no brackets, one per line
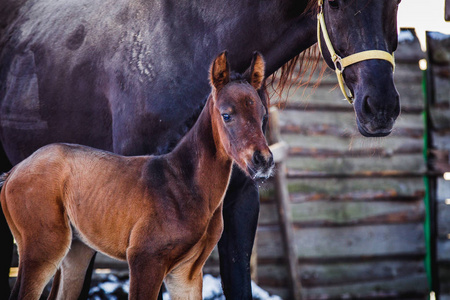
263,12,317,75
165,95,232,213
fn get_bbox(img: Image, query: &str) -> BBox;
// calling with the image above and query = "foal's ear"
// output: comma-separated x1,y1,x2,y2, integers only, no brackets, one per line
246,51,265,90
210,51,230,91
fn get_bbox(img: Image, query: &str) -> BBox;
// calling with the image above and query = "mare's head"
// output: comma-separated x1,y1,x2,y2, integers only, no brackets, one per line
318,0,401,137
209,51,274,179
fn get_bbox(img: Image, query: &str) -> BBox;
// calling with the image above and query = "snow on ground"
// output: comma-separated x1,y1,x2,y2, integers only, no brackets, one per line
162,274,282,300
88,272,282,300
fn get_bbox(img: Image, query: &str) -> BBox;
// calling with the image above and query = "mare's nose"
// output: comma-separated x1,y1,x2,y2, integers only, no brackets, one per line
252,150,274,171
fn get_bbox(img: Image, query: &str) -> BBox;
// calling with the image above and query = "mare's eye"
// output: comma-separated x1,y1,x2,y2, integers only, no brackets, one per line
222,113,232,123
328,0,339,9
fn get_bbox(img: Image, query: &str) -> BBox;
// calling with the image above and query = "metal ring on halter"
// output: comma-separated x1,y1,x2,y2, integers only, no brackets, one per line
332,54,344,73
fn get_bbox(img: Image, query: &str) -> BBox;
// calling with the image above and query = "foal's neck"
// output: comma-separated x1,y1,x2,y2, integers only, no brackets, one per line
163,95,233,213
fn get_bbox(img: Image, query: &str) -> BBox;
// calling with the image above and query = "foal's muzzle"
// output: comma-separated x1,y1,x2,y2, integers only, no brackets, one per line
248,150,274,179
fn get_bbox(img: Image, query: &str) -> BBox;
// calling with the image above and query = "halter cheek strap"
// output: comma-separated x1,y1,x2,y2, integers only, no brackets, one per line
317,0,395,104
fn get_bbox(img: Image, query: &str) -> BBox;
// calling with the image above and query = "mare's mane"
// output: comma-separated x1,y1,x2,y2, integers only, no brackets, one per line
270,0,324,103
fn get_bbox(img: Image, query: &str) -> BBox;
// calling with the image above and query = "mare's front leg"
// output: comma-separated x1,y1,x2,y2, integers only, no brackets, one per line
218,166,259,300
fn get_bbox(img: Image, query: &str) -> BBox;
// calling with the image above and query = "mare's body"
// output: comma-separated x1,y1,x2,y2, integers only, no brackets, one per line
0,52,274,300
0,0,401,298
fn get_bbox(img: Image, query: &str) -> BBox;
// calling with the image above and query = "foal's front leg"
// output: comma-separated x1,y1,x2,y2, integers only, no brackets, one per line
127,247,166,300
219,167,259,300
164,207,223,300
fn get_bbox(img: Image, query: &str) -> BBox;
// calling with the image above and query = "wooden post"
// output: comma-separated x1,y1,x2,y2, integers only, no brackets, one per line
446,0,450,21
267,107,302,300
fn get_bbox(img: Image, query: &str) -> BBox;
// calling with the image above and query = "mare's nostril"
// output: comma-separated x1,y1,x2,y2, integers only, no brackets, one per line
362,95,373,116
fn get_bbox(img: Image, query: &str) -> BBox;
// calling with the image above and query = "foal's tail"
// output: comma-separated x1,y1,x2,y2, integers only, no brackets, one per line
0,172,10,189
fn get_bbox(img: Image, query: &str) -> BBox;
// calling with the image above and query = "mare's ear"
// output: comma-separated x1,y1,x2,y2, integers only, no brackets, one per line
245,51,265,90
210,51,230,91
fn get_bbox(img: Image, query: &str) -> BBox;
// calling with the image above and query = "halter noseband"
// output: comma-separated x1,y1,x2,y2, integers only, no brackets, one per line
317,0,395,104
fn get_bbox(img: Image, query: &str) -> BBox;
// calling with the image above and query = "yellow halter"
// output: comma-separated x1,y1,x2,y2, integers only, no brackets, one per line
317,0,395,104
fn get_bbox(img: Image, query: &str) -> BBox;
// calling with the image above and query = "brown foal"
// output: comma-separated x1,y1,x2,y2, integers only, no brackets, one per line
0,51,273,300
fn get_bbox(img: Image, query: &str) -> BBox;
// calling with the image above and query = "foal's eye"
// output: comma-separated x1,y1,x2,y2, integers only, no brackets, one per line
222,113,232,123
328,0,339,9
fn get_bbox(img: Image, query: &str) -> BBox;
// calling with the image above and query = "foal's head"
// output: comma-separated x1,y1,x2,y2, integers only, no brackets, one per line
209,51,274,179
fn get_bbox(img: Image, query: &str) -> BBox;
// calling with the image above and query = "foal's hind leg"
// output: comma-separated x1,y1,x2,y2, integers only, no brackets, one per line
3,192,72,299
11,231,71,300
48,237,96,300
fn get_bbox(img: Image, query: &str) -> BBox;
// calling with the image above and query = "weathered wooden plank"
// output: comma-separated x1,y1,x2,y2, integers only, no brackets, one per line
432,131,450,152
257,259,426,288
258,263,427,300
300,274,427,300
282,133,423,156
259,179,424,202
430,107,450,130
256,223,425,260
395,80,426,109
288,144,423,158
281,122,424,138
286,154,426,175
395,62,424,81
259,199,425,226
432,67,450,105
278,110,424,132
287,170,428,179
430,148,450,173
285,177,425,198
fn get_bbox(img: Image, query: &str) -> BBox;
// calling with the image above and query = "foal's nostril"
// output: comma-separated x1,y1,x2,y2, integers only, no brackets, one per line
268,155,274,167
252,151,264,167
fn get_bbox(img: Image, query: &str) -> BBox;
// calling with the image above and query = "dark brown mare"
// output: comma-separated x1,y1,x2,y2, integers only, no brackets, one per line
0,51,274,300
0,0,401,298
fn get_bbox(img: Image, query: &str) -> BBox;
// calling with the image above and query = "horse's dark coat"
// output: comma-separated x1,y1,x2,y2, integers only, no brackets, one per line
0,0,401,298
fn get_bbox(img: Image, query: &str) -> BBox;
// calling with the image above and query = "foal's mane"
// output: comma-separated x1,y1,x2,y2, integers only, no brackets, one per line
269,0,325,104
